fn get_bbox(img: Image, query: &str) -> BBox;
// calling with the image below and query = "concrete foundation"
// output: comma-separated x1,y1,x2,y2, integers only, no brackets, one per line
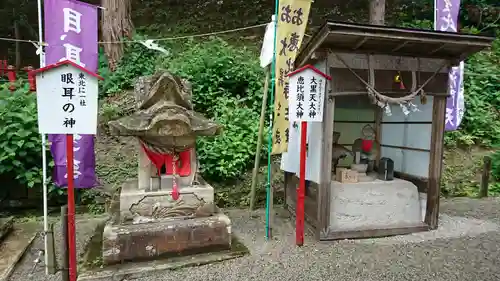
330,178,422,231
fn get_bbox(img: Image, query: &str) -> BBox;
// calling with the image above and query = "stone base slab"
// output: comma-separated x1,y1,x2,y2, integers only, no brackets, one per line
330,178,422,231
102,213,231,265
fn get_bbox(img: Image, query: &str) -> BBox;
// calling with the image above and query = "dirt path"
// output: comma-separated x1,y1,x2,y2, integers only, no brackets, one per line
9,197,500,281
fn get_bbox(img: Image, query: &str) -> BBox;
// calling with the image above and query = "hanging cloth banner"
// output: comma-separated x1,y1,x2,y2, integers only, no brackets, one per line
44,0,99,188
271,0,312,154
260,15,276,68
435,0,465,131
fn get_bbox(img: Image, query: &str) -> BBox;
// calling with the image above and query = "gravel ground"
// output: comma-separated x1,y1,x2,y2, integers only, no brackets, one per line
9,197,500,281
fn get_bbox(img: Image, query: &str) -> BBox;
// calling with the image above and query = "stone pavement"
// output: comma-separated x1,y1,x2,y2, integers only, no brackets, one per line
9,197,500,281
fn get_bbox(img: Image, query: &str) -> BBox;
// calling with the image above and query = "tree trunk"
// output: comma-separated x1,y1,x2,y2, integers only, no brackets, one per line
369,0,386,25
101,0,134,71
14,21,21,70
13,7,21,70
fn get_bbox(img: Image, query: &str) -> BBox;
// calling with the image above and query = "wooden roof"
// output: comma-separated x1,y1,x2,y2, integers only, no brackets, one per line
296,21,495,67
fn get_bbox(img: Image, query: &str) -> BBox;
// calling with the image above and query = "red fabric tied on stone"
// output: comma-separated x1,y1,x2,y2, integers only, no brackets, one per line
361,139,373,153
140,145,192,200
140,145,192,176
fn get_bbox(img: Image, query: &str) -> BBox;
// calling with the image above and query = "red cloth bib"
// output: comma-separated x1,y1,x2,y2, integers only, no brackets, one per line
361,139,373,153
140,145,192,200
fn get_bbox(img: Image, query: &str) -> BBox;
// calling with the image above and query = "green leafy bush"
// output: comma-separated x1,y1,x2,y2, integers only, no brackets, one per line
159,38,266,181
162,38,264,116
196,97,264,181
0,84,52,188
492,149,500,181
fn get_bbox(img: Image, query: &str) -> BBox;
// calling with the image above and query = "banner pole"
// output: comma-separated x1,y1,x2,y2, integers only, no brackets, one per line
265,0,279,241
249,67,270,213
433,0,437,30
37,0,49,275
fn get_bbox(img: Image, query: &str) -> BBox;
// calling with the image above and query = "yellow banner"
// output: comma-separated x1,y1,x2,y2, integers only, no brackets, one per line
272,0,312,154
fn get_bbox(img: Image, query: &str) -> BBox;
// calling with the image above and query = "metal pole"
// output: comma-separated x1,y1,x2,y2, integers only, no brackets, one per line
61,206,69,281
433,0,438,30
37,0,49,275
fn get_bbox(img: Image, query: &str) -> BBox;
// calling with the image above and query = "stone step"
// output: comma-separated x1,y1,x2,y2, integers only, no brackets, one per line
0,217,14,243
0,223,38,281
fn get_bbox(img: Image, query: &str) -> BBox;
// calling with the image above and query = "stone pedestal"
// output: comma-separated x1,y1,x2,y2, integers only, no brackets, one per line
102,144,232,265
103,179,232,265
102,212,231,265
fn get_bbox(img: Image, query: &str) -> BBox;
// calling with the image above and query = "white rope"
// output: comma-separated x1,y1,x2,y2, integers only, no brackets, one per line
0,37,39,44
0,23,268,45
99,23,268,44
334,53,447,105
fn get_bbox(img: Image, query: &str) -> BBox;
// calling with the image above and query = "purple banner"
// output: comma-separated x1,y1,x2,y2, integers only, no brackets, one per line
435,0,465,131
44,0,99,188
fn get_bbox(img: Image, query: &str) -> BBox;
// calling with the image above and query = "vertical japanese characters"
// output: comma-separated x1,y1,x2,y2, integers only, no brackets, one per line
59,70,88,180
78,72,87,107
61,9,84,182
44,0,99,188
61,8,85,66
435,0,464,131
271,0,312,154
288,68,326,123
61,71,77,129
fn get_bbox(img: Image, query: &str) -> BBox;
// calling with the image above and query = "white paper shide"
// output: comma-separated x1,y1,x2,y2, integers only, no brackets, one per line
288,66,327,123
35,62,99,135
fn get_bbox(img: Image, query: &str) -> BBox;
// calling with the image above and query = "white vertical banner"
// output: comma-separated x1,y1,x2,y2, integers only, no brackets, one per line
280,62,330,184
281,121,300,173
280,121,322,183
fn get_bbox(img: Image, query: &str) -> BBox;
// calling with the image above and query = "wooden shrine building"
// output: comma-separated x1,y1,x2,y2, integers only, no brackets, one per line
282,21,494,241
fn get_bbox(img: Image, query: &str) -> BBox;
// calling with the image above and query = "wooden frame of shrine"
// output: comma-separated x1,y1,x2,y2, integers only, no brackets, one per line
282,21,494,241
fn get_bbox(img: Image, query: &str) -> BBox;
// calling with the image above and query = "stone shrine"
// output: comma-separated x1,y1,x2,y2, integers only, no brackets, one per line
101,71,231,265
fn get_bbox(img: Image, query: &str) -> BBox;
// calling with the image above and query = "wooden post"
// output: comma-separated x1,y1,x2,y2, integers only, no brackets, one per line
61,206,69,281
249,67,271,212
425,96,446,229
46,223,57,274
479,156,492,198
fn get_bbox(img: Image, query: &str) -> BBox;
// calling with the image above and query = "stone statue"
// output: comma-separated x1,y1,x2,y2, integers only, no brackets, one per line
102,71,232,265
331,131,353,173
